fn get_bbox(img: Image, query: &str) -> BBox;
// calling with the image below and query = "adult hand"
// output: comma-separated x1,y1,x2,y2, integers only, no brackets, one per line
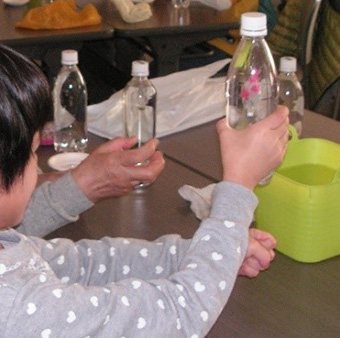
216,105,289,190
238,228,277,278
71,137,165,202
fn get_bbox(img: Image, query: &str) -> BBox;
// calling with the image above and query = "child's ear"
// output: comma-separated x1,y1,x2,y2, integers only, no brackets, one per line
32,132,41,153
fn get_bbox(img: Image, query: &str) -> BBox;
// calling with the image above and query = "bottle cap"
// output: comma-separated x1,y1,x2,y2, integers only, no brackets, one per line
61,50,78,65
241,12,267,37
279,56,297,72
131,60,149,76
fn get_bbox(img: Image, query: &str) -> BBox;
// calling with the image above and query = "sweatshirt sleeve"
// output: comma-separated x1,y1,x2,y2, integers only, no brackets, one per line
17,173,93,237
4,182,258,338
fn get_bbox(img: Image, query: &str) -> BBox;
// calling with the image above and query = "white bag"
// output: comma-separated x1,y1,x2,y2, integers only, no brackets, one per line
88,58,231,139
192,0,233,11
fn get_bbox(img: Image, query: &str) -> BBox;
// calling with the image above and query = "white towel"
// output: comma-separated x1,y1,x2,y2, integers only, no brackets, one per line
178,184,216,220
192,0,232,11
111,0,152,23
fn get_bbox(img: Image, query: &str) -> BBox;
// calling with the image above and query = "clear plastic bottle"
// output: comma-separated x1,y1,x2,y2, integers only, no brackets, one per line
53,50,88,153
124,60,157,148
124,60,157,188
278,56,304,137
225,12,278,184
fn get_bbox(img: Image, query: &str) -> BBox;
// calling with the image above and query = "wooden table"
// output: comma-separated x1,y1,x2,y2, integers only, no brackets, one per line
37,111,340,337
104,0,239,76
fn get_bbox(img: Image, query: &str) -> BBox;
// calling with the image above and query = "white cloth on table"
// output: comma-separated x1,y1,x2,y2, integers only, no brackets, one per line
192,0,233,11
178,183,256,223
178,183,216,220
88,58,231,139
111,0,152,23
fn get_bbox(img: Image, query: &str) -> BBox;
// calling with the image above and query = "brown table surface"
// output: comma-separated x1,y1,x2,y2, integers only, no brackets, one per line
159,110,340,182
0,0,113,47
103,0,239,76
38,133,214,242
106,0,238,37
0,0,238,77
37,125,340,338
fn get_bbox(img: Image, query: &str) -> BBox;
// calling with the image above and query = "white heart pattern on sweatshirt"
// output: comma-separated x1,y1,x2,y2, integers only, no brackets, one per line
41,329,52,338
26,303,37,315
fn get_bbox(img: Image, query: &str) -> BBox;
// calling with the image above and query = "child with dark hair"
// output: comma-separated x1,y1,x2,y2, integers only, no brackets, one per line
0,44,289,337
0,45,52,191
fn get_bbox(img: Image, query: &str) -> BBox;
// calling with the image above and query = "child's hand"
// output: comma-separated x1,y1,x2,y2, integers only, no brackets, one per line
238,228,277,278
216,106,289,190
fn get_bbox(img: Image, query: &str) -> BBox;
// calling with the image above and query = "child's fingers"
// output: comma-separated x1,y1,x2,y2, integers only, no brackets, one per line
252,245,273,270
250,228,277,250
238,259,261,278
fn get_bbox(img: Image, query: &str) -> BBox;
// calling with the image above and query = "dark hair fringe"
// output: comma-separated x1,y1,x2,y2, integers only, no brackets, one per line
0,44,53,190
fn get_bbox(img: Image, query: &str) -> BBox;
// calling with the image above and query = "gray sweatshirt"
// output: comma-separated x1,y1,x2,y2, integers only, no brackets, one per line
18,174,94,237
1,180,257,338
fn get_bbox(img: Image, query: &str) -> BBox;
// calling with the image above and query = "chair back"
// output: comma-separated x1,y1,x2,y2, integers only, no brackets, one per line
297,0,322,107
297,0,322,75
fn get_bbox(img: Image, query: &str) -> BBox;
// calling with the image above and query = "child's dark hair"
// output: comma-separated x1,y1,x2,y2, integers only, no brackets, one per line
0,44,53,191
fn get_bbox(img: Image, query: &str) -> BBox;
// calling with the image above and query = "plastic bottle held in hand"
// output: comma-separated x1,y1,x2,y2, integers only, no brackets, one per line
278,56,304,137
124,60,157,188
225,12,278,184
124,60,156,148
53,49,88,153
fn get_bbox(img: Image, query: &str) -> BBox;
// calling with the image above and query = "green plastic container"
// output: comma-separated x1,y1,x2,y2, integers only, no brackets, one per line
254,129,340,263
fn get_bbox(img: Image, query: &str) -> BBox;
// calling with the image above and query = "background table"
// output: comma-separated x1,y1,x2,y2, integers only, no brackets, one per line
0,0,113,67
0,0,113,51
105,0,239,76
0,0,115,99
0,0,238,94
37,116,340,337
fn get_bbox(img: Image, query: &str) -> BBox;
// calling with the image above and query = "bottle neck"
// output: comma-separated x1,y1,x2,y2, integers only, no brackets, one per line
279,71,298,78
62,63,78,69
241,34,266,41
132,75,149,80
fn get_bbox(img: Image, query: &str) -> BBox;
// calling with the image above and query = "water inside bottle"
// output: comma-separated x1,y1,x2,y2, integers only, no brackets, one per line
54,121,87,152
54,67,87,153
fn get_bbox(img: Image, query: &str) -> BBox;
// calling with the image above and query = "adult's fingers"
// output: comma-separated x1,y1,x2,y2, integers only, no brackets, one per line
92,136,138,154
120,139,160,166
128,151,165,183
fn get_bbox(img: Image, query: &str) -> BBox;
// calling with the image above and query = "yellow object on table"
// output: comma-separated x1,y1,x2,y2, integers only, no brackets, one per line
15,0,102,30
208,0,259,56
255,128,340,263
